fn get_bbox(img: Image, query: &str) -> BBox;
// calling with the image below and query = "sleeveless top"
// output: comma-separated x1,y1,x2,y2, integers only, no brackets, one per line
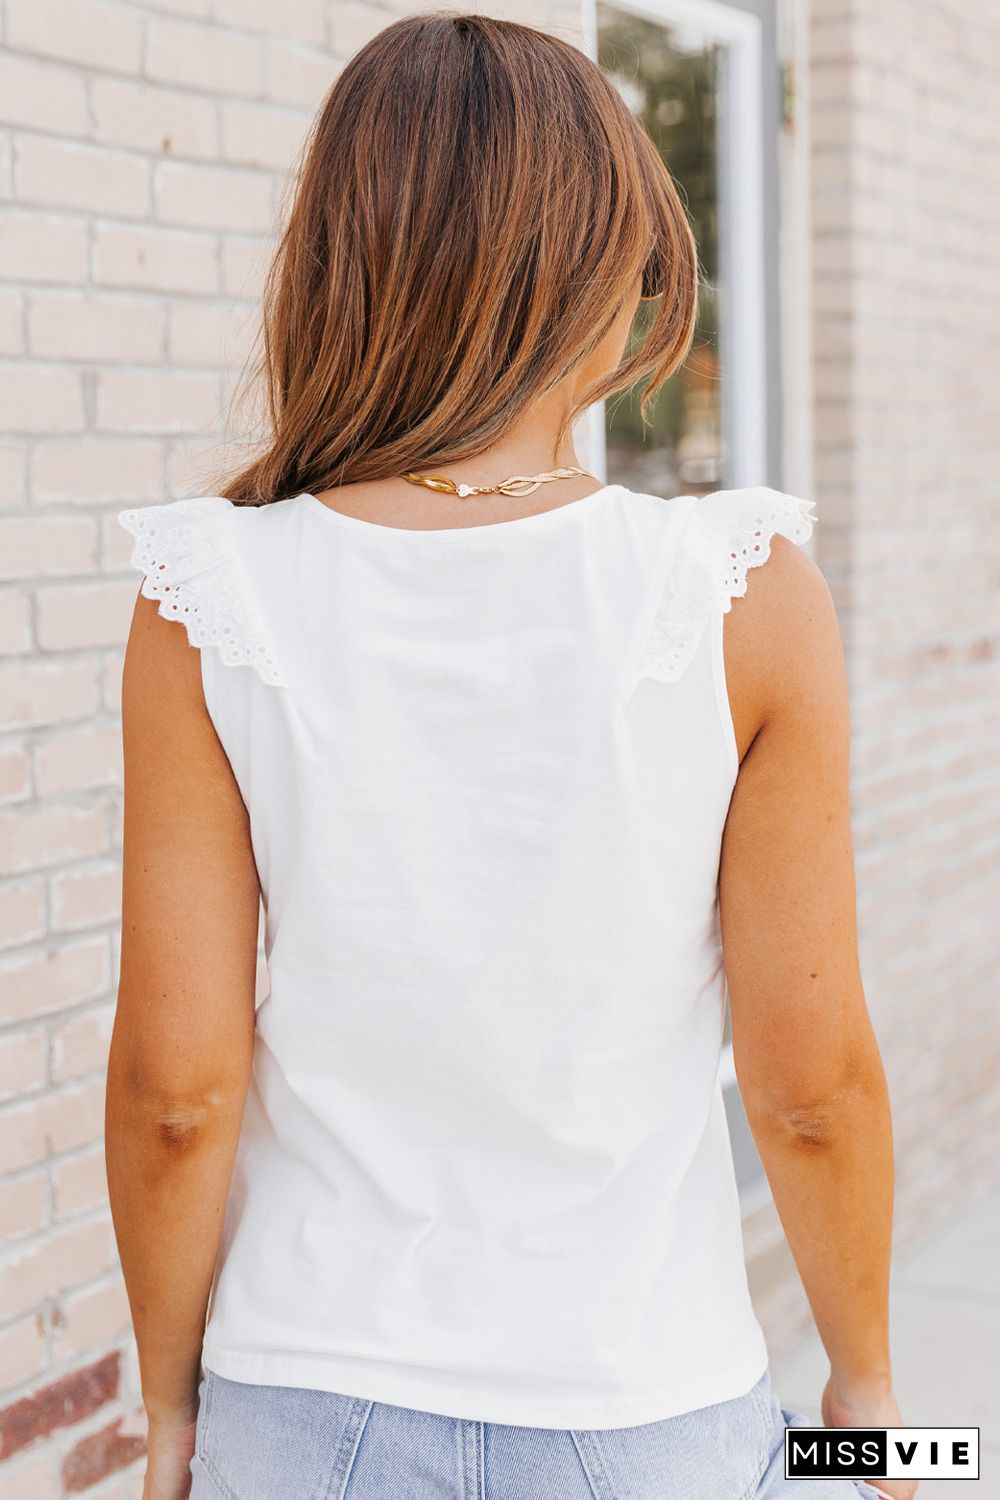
119,481,817,1430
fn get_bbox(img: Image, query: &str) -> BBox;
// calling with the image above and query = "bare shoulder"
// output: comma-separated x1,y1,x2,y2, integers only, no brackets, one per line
122,591,212,742
124,590,203,690
120,589,252,854
722,534,847,764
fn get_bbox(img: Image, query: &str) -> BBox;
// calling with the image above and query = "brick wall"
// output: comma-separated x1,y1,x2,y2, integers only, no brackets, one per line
0,2,584,1493
809,0,1000,1236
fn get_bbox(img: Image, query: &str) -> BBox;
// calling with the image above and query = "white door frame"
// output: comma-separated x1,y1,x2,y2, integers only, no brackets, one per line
580,0,769,492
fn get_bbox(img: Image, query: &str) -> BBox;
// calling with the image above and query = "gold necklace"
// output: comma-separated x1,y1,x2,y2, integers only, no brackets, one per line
401,465,598,499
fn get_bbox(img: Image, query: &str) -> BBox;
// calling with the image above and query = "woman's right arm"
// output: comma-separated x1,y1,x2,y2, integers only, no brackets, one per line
718,537,915,1500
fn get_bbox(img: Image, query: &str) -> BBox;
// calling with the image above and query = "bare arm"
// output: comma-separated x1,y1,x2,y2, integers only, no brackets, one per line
106,595,260,1490
719,540,909,1489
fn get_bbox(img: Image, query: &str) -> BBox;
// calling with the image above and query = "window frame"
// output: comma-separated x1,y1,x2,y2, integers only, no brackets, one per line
582,0,782,494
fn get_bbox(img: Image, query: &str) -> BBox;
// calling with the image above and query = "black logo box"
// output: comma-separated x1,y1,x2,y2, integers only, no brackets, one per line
785,1427,980,1480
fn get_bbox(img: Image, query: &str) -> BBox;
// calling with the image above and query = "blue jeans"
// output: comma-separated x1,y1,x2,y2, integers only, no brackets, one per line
189,1365,884,1499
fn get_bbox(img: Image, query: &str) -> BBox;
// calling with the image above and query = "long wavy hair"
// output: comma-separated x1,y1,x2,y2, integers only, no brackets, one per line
222,10,698,505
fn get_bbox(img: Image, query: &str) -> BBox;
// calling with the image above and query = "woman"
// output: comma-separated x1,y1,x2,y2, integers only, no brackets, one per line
107,13,911,1500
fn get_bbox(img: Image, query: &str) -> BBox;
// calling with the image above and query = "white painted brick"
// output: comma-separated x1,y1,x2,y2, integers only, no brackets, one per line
221,100,310,171
155,160,275,233
92,223,219,295
51,862,121,932
221,234,274,299
165,438,230,498
146,17,264,97
7,0,143,75
0,1449,57,1500
0,880,47,952
0,1311,47,1388
28,293,165,364
52,1275,131,1360
34,726,123,799
37,581,137,652
214,0,326,44
329,0,390,57
51,1144,107,1220
167,299,257,369
0,591,32,654
142,0,211,16
15,136,150,220
0,1210,113,1318
0,809,109,892
0,288,25,355
102,649,125,715
265,40,338,109
0,443,28,509
32,439,164,505
0,516,95,582
0,366,86,435
0,135,11,200
102,515,143,573
97,368,221,435
0,659,100,732
0,55,90,135
0,1171,48,1242
50,1003,115,1082
90,76,220,161
1,940,109,1033
0,744,32,804
0,1026,47,1094
47,1080,110,1159
0,212,89,285
222,365,260,431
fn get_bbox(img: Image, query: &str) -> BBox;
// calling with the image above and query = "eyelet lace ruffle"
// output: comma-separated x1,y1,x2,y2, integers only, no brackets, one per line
118,498,286,688
626,486,818,699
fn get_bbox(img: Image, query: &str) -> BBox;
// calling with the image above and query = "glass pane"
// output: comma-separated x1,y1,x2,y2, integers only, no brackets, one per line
598,5,725,496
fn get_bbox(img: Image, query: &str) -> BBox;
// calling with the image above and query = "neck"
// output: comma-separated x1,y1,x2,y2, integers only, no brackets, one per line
309,390,603,530
442,394,588,487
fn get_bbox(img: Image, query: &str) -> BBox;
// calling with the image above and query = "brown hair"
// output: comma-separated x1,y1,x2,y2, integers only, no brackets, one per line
222,10,698,505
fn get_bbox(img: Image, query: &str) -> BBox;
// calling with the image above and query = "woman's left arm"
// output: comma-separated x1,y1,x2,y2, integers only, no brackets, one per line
107,593,260,1485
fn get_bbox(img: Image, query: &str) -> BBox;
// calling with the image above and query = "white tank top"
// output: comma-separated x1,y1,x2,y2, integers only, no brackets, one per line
119,481,816,1430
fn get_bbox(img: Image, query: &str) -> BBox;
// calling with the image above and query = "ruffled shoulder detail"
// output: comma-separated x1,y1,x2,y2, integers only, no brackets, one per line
118,497,286,688
625,485,817,699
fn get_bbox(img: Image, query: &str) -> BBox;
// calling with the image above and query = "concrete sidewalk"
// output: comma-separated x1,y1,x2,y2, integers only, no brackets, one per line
769,1189,998,1496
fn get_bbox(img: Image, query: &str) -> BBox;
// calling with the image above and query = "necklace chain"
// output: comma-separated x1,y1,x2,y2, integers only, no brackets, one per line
401,466,598,499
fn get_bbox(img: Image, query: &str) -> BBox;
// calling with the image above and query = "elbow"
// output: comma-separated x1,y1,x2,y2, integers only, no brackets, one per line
743,1062,890,1153
761,1098,851,1152
108,1087,239,1156
106,1060,244,1154
146,1094,229,1153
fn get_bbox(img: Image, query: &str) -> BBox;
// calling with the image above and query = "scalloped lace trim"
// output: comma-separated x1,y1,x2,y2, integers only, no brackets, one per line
119,502,286,688
627,488,817,696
